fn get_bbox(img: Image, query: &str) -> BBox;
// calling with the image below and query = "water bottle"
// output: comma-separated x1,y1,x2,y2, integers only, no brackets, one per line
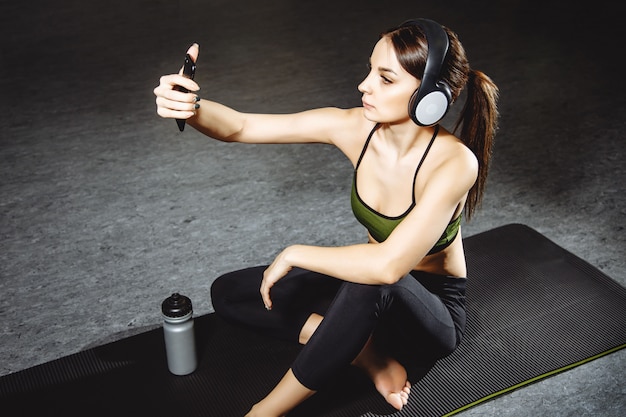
161,292,198,375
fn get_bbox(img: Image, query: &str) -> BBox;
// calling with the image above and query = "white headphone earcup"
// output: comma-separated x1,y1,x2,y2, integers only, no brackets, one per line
414,91,449,126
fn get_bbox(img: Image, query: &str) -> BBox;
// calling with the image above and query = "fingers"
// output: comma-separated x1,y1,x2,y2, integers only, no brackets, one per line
159,74,200,95
154,93,199,120
260,249,294,311
154,74,201,120
155,44,201,121
154,98,198,120
260,276,273,311
154,82,199,110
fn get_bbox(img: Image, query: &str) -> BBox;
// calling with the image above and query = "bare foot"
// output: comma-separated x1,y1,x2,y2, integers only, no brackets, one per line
369,357,411,410
353,340,411,410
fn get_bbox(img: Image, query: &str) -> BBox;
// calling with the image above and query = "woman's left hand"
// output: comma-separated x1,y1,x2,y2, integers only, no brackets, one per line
260,247,294,310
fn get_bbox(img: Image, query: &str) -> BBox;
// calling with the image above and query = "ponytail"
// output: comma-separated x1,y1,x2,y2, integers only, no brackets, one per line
382,22,500,220
453,69,499,220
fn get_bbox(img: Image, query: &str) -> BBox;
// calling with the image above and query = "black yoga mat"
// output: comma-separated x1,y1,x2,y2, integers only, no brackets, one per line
2,224,625,417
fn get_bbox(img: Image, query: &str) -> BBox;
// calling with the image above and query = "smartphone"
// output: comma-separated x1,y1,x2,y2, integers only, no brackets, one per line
174,53,197,132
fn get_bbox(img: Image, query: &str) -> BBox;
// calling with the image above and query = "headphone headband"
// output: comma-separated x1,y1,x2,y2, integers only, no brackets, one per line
401,18,452,126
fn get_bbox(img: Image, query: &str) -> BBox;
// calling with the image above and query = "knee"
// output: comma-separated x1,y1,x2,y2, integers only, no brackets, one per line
339,282,384,304
209,273,229,314
209,266,266,316
337,282,387,319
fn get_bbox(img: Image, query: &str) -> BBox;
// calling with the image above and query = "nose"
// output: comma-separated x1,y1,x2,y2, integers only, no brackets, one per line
358,75,371,94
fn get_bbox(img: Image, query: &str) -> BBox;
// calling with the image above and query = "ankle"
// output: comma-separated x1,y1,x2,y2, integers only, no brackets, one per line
298,313,323,344
352,338,385,371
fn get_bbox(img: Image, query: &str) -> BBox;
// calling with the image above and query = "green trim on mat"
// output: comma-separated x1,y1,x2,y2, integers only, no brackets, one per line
443,343,626,417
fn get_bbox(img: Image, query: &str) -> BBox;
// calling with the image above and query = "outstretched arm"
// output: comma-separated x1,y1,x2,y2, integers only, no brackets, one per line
154,44,367,149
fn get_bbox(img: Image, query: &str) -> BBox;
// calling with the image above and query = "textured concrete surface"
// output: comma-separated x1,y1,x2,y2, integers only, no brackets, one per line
1,0,624,416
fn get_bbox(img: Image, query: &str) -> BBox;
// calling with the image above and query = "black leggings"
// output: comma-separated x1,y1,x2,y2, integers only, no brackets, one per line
210,266,466,390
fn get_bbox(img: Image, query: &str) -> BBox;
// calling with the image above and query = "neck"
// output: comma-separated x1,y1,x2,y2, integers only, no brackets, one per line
379,121,434,159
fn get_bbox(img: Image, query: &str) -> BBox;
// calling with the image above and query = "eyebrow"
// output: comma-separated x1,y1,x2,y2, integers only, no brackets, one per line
378,66,398,75
368,59,398,75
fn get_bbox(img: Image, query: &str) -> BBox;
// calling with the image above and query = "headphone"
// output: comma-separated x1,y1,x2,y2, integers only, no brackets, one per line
402,18,452,126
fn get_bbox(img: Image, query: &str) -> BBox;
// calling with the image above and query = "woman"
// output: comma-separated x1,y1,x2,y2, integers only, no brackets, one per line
154,18,498,416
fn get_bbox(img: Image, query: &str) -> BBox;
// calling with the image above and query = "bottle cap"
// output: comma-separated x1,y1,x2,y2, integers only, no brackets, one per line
161,293,193,318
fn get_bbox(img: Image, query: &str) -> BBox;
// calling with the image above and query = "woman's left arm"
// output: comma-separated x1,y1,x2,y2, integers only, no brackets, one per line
260,144,478,310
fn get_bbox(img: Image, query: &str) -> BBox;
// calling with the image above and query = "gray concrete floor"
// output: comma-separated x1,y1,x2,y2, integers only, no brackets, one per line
1,0,624,416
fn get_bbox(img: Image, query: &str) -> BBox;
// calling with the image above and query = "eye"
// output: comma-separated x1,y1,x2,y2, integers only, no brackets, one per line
380,75,392,84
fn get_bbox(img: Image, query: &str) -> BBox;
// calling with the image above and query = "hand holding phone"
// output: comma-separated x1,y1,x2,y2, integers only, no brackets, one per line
174,53,197,132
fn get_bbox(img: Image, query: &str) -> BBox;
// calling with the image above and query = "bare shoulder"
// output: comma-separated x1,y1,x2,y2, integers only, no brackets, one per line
324,108,376,164
280,106,374,163
309,107,372,139
427,128,479,189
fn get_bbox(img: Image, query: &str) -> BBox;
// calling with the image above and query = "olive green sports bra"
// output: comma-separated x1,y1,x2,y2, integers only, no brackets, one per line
351,124,461,254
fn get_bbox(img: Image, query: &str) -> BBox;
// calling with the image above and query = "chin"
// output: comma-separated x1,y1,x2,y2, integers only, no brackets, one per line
361,108,378,122
363,108,409,124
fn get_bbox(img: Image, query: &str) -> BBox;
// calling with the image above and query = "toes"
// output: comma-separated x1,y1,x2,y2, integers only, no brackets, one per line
387,392,405,411
390,386,411,410
401,381,411,405
403,381,411,394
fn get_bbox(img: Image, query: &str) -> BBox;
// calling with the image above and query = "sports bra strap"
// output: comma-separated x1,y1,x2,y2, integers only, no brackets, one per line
355,124,440,210
410,125,439,206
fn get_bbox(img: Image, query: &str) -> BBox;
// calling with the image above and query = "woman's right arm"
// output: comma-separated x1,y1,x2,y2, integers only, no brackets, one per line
153,44,368,150
154,73,362,146
189,101,362,146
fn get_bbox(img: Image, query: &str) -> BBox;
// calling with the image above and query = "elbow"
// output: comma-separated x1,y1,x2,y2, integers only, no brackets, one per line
369,244,412,285
377,260,408,285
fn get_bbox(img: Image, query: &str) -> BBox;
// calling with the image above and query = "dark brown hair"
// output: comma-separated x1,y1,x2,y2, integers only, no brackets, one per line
382,23,499,219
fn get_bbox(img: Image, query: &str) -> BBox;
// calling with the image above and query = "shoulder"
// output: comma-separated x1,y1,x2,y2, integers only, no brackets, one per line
324,108,377,164
279,107,375,163
316,107,374,138
282,106,371,139
264,106,375,163
421,128,479,192
438,128,477,169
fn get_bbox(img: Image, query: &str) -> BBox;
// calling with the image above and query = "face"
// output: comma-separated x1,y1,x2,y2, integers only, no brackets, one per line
358,37,420,124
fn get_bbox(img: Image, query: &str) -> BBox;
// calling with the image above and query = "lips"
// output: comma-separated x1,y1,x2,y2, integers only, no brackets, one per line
362,100,374,110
